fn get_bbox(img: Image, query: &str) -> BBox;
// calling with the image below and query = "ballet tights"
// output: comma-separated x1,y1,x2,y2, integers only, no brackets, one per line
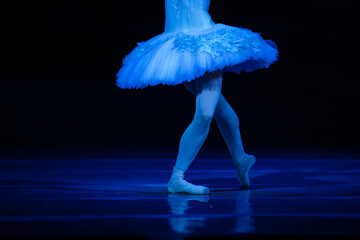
174,70,223,172
168,70,255,195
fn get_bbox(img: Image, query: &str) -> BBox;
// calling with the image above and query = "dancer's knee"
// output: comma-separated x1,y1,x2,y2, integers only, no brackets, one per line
200,108,215,122
193,111,213,132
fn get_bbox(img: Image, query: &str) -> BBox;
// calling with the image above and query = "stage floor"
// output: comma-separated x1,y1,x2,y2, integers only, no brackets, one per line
0,146,359,239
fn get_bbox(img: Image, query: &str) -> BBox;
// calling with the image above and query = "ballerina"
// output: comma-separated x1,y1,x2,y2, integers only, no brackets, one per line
116,0,278,194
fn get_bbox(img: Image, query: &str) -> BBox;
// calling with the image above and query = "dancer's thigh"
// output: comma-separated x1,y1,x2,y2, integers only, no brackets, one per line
184,70,223,96
194,70,223,118
184,71,230,119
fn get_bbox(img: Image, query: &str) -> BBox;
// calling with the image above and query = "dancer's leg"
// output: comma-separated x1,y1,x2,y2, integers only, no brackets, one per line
183,79,245,159
168,70,223,194
174,70,223,172
213,94,256,188
183,78,256,188
213,94,245,159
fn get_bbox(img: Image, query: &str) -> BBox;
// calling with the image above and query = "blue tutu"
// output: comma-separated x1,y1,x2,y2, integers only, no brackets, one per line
116,0,279,89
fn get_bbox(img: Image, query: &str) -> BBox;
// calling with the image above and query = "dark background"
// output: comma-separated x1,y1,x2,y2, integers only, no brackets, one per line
1,0,358,155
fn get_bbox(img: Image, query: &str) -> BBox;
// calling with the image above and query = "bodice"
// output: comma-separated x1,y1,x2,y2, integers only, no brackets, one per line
164,0,215,33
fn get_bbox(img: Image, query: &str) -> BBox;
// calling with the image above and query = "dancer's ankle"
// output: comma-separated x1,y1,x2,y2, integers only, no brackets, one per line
171,167,185,179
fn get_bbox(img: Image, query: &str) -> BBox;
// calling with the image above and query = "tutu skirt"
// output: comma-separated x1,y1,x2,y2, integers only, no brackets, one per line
116,23,278,89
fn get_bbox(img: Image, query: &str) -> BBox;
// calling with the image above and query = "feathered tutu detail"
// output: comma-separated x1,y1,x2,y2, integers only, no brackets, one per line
116,23,278,89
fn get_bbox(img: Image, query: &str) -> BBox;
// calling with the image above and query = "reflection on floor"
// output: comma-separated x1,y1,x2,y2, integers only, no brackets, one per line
0,147,359,239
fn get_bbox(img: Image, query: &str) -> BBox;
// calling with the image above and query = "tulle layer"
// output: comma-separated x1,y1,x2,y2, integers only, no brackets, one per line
116,23,279,89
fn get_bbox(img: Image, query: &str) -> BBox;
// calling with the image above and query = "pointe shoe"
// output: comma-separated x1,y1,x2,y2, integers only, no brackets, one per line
233,154,256,188
167,167,210,195
168,178,210,195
